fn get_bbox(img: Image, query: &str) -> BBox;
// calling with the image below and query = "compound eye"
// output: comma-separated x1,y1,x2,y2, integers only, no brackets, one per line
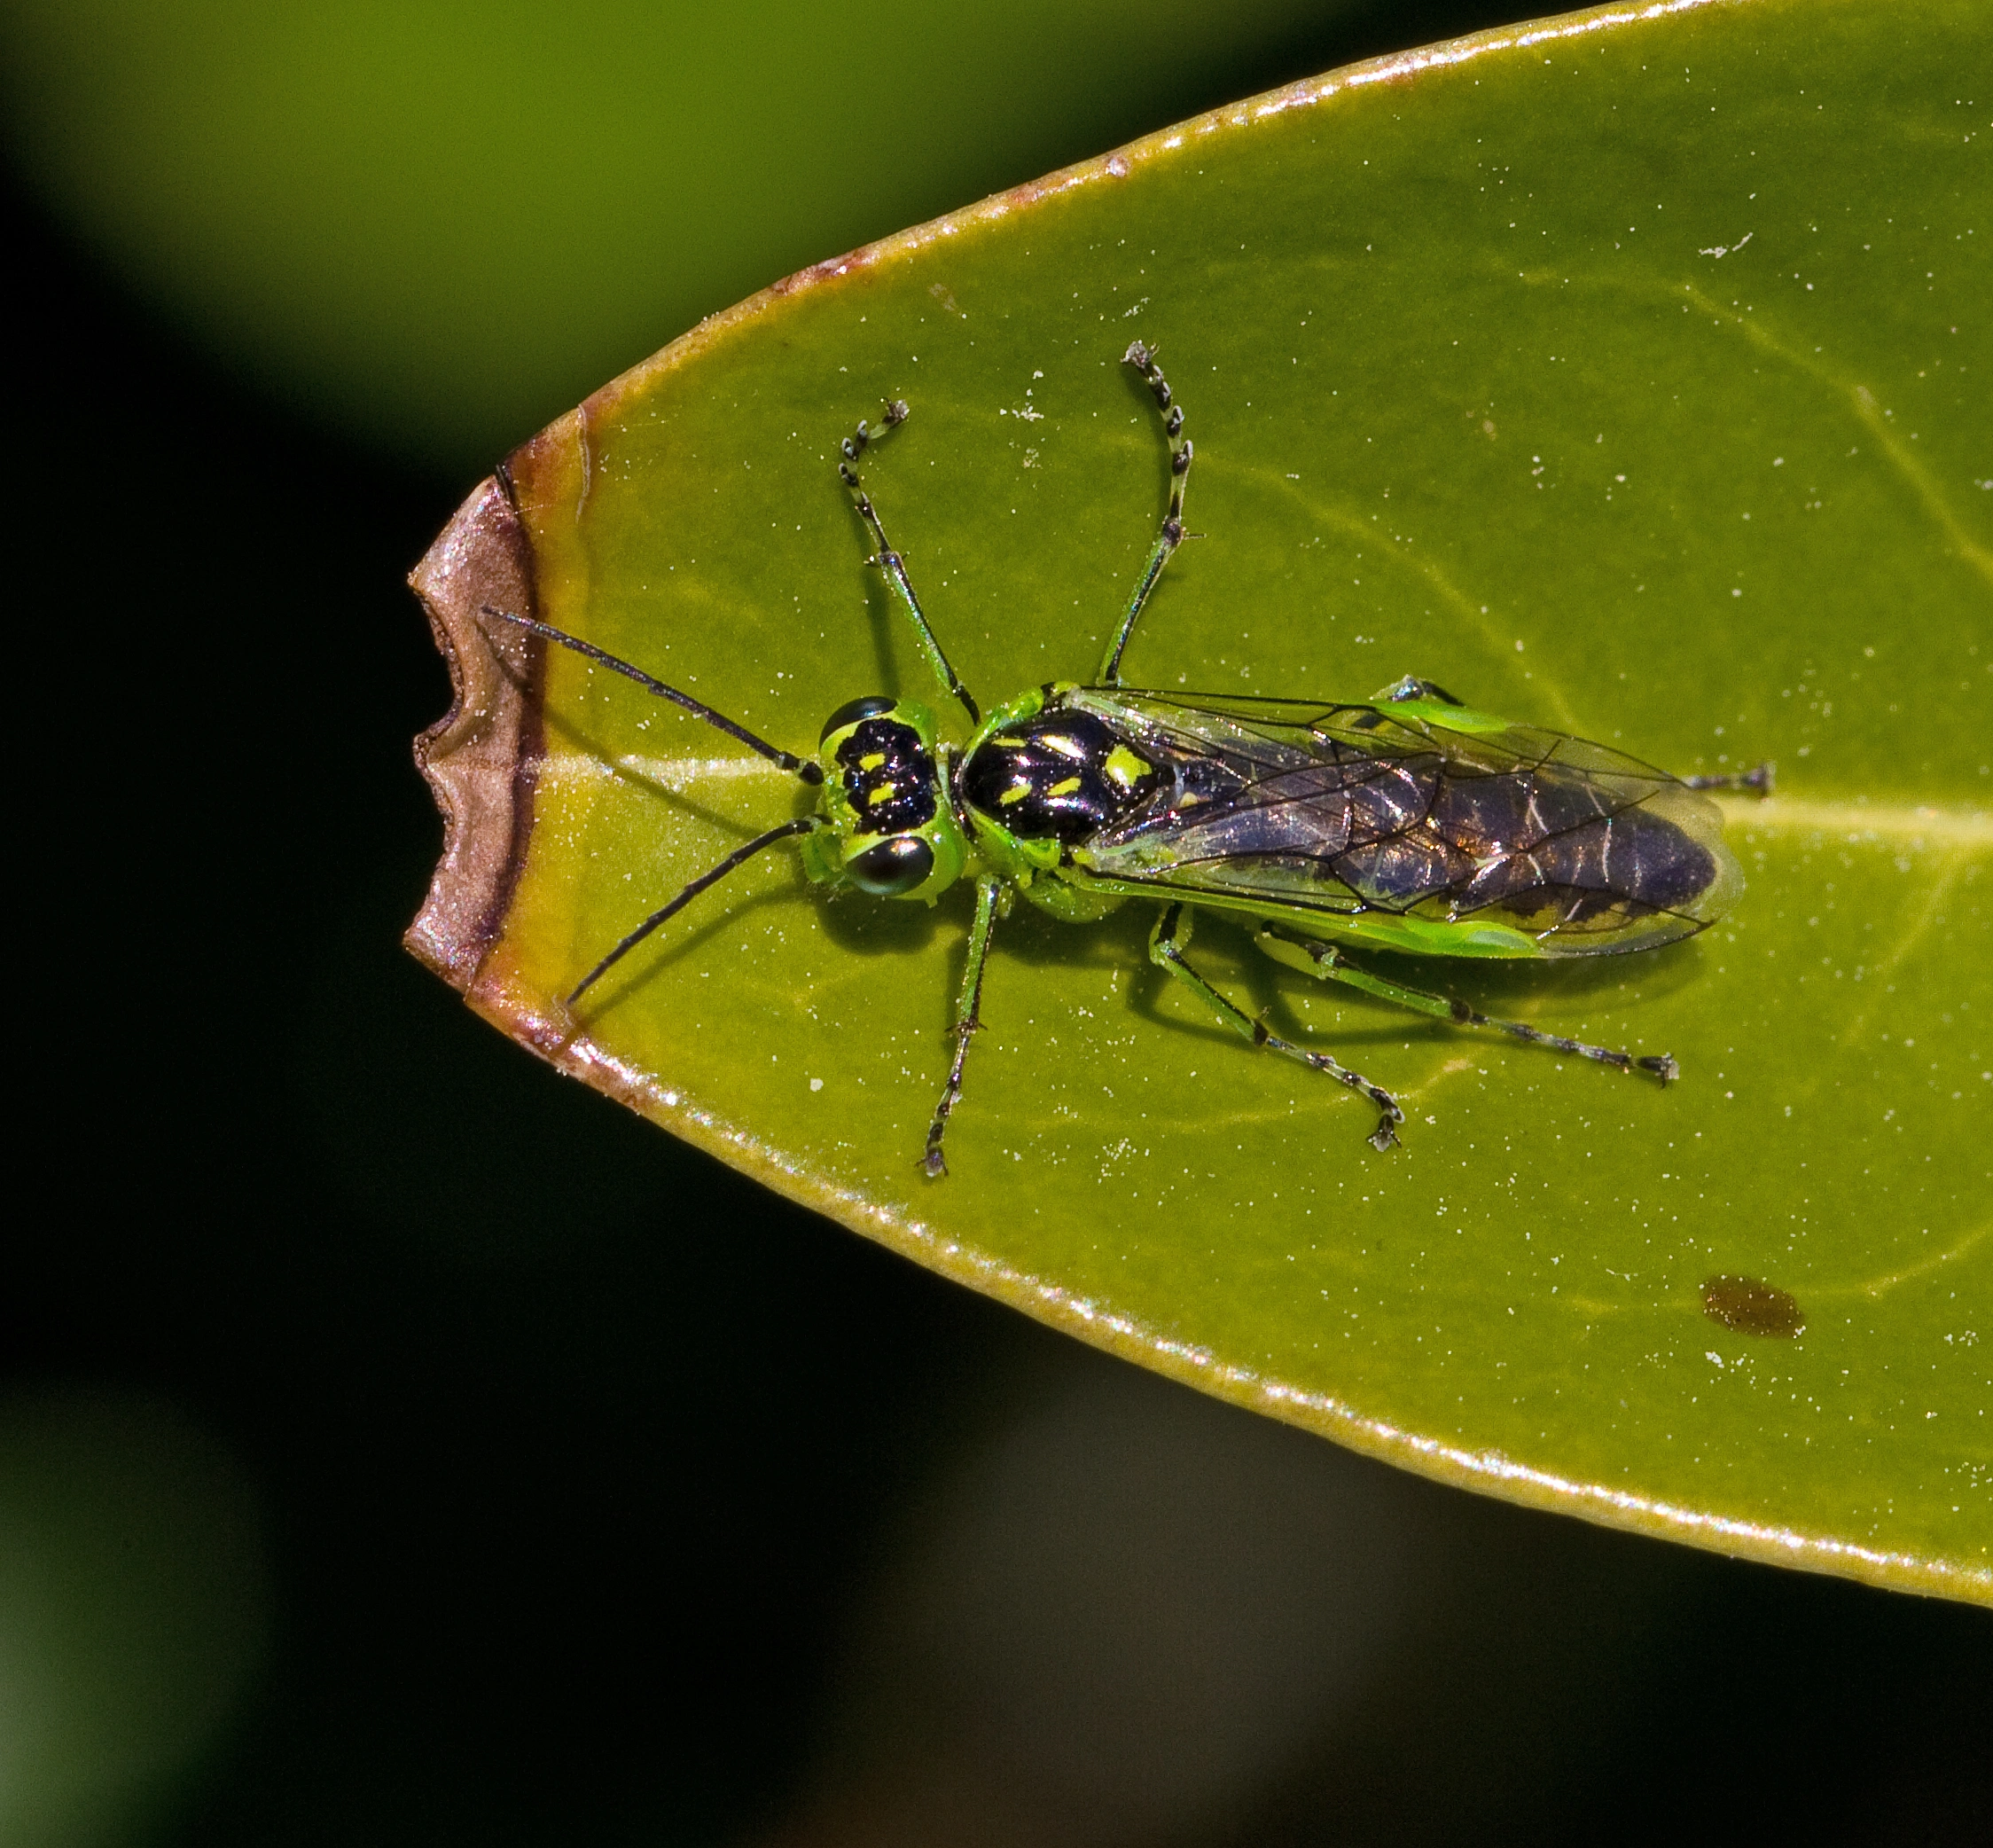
848,834,934,897
820,695,897,744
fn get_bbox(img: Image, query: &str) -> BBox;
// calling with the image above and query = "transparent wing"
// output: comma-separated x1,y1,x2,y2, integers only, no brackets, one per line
1062,687,1739,956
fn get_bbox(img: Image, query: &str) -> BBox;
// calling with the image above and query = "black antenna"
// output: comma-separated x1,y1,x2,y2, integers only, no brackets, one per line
568,818,822,1005
480,606,823,785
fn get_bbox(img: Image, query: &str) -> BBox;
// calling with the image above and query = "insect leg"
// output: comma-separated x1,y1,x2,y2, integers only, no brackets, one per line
1374,675,1465,706
838,402,981,726
1254,925,1679,1084
1683,762,1776,795
1097,341,1194,686
923,877,1004,1178
1149,905,1403,1151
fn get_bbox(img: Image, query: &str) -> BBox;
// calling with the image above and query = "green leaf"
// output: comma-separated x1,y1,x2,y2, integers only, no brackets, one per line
410,0,1991,1602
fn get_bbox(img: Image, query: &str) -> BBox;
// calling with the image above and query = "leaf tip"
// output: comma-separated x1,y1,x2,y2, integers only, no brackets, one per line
404,476,543,990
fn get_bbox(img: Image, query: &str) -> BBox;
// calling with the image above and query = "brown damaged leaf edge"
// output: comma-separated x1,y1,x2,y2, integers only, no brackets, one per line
403,3,1991,1609
405,472,543,985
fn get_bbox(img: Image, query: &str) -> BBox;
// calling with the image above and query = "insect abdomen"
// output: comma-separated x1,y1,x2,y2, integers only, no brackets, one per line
1429,769,1722,935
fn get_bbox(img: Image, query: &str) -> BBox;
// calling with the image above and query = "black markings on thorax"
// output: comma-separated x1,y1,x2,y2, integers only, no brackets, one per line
961,709,1160,845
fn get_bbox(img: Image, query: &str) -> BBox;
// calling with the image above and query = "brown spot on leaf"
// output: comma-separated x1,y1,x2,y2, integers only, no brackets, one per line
1700,1275,1805,1338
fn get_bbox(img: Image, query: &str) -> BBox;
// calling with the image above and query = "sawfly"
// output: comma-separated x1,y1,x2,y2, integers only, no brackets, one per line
486,342,1765,1175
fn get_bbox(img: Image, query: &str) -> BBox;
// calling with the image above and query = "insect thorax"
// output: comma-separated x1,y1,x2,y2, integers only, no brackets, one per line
960,700,1161,848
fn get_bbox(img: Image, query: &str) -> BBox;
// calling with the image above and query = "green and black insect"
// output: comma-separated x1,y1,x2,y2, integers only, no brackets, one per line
488,342,1767,1177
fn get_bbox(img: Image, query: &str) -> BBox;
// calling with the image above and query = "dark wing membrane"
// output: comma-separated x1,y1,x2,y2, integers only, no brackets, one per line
1062,687,1739,955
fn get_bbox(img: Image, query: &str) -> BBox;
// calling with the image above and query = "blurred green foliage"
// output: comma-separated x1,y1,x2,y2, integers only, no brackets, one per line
0,0,1352,469
0,1391,268,1847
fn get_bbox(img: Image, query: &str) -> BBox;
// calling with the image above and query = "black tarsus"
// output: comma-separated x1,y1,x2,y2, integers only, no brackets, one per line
1098,340,1195,685
567,817,821,1006
478,605,822,785
1261,927,1679,1085
1148,903,1403,1151
1378,674,1465,706
1683,762,1776,795
837,403,981,726
921,877,1002,1178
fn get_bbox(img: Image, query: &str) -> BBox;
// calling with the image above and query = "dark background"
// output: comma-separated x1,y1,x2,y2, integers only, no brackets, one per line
6,4,1989,1843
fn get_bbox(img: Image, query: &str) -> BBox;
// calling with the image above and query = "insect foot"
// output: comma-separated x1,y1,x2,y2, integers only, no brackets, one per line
1146,904,1403,1151
1684,761,1776,795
